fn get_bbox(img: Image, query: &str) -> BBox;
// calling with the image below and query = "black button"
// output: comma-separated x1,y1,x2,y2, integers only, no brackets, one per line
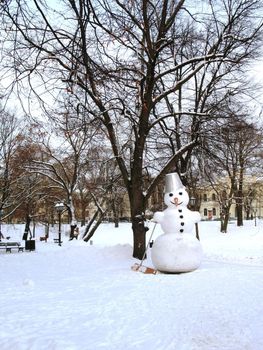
181,222,184,226
180,229,184,233
180,215,183,219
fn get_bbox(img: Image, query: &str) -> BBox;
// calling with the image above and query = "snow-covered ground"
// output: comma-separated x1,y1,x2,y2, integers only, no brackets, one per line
0,220,262,350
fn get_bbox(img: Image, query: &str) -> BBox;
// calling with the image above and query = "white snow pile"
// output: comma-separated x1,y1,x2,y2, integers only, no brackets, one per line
0,220,263,350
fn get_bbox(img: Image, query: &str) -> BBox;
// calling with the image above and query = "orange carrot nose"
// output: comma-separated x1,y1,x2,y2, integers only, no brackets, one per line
174,197,179,205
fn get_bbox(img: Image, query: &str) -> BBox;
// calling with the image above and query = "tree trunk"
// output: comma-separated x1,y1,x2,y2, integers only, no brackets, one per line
22,215,32,240
82,210,99,240
129,184,147,260
80,204,86,226
246,210,250,220
236,202,243,226
83,211,106,243
236,168,244,226
220,211,230,233
131,215,147,260
70,224,77,239
45,222,50,239
111,199,119,228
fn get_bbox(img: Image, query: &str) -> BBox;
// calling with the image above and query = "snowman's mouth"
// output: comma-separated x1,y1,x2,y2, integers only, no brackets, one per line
171,201,183,206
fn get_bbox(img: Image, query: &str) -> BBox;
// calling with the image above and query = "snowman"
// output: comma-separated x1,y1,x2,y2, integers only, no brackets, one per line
151,172,203,273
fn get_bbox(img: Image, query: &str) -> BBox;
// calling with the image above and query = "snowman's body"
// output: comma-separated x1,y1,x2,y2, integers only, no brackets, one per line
159,207,200,234
151,175,203,273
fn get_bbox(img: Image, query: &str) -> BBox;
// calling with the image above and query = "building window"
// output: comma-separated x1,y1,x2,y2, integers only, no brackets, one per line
204,208,207,216
212,193,216,201
213,208,216,216
203,193,208,202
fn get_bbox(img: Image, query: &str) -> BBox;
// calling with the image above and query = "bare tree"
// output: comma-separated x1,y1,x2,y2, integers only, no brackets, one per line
0,111,52,240
24,106,103,239
1,0,262,258
232,120,262,226
0,108,33,220
202,110,263,232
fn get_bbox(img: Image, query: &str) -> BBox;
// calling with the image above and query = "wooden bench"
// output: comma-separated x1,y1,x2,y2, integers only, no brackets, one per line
0,242,24,253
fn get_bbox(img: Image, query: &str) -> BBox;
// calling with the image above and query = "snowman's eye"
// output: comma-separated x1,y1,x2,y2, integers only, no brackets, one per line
169,193,173,197
179,192,183,195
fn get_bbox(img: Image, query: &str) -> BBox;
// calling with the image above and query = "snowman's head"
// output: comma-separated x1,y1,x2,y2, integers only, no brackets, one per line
164,187,189,208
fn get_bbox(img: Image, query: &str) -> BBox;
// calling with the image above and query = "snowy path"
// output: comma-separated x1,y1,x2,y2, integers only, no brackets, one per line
0,238,262,350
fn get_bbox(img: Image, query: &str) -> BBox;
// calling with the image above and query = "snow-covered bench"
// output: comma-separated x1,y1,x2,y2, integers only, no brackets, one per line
0,242,24,253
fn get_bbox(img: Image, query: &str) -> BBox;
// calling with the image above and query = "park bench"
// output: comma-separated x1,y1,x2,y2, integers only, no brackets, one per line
0,242,24,253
